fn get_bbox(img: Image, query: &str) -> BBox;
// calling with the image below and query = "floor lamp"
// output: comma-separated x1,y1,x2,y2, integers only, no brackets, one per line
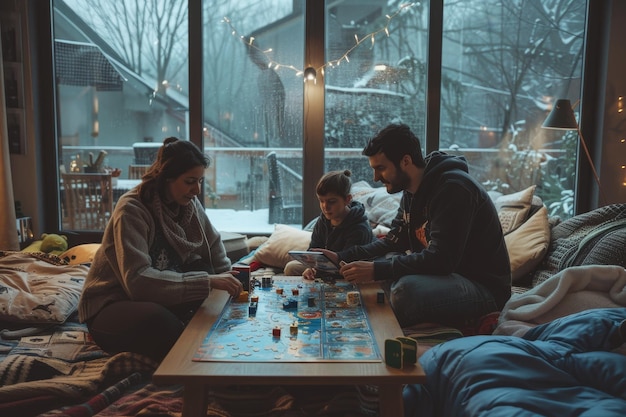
542,98,606,206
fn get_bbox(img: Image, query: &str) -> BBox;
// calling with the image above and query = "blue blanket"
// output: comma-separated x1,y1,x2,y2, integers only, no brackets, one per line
404,308,626,417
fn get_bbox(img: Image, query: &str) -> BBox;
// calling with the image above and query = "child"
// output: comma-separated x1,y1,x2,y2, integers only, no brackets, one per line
284,169,375,279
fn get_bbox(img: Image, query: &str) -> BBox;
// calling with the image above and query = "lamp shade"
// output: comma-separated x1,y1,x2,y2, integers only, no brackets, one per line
542,99,579,130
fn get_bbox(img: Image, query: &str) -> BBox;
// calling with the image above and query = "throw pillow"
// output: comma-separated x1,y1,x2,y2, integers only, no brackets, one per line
351,180,401,227
253,224,312,269
59,243,101,265
531,203,626,287
496,185,536,234
504,205,550,283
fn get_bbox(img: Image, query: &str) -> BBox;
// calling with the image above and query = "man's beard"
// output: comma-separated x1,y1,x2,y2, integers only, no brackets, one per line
385,168,411,194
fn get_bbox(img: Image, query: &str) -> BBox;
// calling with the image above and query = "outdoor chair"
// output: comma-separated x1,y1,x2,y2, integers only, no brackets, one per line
61,173,113,230
266,151,302,225
128,164,150,179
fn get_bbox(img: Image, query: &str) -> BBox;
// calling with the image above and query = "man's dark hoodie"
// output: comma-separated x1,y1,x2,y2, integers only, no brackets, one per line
337,152,511,310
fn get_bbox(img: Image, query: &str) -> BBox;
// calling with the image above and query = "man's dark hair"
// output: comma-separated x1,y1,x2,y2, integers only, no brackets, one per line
362,123,425,168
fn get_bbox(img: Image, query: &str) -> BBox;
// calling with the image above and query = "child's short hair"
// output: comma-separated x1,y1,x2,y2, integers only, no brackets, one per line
316,170,352,198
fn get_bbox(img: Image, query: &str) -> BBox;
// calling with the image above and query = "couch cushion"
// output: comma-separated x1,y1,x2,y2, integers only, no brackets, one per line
59,243,101,265
252,224,312,269
504,205,550,283
495,185,536,234
531,203,626,287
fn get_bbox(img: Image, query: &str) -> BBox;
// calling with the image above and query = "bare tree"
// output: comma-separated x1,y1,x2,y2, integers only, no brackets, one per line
74,0,188,92
444,0,585,146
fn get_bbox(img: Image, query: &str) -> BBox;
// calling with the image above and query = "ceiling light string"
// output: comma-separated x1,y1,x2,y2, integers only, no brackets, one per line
222,2,416,82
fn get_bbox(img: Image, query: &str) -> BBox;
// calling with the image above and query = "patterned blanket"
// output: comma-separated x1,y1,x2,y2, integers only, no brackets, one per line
0,315,157,417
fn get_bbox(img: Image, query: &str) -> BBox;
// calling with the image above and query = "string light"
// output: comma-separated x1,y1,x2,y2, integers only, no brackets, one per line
222,2,416,81
303,67,317,83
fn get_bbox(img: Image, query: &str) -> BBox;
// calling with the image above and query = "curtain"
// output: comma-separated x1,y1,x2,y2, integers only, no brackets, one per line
0,54,19,251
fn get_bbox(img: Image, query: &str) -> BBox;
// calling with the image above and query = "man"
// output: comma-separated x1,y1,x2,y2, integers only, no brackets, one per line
320,123,511,327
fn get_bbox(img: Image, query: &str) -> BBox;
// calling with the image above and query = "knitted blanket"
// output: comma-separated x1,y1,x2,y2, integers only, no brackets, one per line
495,265,626,336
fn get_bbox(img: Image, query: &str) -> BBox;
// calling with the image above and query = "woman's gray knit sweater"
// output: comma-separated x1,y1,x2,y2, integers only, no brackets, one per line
78,190,231,323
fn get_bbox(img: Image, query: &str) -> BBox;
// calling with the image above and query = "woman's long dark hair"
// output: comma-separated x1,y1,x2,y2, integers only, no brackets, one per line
138,137,210,203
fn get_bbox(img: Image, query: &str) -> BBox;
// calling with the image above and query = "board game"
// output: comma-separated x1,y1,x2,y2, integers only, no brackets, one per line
193,274,382,362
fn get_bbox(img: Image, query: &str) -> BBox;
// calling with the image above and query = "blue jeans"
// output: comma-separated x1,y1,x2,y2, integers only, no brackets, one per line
385,273,498,328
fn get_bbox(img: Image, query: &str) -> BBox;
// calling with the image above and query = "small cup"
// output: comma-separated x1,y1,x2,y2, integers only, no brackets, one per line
232,264,250,291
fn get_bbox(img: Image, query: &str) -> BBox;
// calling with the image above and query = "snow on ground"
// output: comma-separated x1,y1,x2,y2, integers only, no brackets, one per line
205,208,300,235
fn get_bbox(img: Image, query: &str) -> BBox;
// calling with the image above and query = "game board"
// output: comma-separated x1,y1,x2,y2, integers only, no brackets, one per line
193,275,382,362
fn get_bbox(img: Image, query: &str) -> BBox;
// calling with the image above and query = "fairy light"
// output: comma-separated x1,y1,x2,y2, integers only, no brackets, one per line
222,2,416,81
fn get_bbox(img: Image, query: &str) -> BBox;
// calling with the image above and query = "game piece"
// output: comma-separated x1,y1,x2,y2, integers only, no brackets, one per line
251,295,259,303
276,288,284,295
248,302,257,316
290,322,298,336
397,337,418,365
262,276,272,288
346,291,360,306
283,298,298,310
384,339,403,369
377,291,385,304
385,336,419,368
307,296,316,307
232,264,250,291
292,288,299,296
272,327,281,338
235,290,249,302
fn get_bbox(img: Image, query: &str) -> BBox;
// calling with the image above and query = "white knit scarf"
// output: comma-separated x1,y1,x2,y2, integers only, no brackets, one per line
152,193,204,262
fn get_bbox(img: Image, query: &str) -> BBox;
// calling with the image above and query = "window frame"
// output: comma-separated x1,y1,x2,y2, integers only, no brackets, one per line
36,0,599,237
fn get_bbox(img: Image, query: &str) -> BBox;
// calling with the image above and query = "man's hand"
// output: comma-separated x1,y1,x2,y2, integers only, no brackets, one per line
312,248,339,265
210,272,243,297
340,261,375,284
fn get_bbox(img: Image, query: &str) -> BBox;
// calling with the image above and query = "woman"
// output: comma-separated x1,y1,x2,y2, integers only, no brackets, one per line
78,137,242,362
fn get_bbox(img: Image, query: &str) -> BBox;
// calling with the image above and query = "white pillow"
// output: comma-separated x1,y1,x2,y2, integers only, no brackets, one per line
351,180,401,227
59,243,101,265
504,205,550,282
253,224,312,269
496,185,536,234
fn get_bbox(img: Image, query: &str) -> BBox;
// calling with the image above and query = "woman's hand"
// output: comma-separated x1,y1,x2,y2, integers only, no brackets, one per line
210,272,243,297
302,267,317,280
340,261,375,285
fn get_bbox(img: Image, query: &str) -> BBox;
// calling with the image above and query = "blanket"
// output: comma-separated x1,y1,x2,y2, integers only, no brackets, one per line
494,265,626,336
0,251,87,327
404,308,626,417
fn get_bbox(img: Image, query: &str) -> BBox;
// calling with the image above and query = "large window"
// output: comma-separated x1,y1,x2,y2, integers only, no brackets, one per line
50,0,587,234
54,0,189,231
439,0,586,218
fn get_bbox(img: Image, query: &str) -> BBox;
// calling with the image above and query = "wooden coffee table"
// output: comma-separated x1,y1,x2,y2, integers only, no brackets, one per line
153,279,426,417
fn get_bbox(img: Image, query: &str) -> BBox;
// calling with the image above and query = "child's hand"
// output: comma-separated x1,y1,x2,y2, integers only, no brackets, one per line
302,267,317,280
